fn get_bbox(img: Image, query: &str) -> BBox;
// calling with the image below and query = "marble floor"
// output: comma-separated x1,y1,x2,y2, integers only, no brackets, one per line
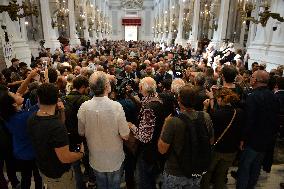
226,165,284,189
7,139,284,189
6,164,284,189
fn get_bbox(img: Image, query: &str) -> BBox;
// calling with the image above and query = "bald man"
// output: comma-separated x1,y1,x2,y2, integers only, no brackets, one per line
237,70,279,189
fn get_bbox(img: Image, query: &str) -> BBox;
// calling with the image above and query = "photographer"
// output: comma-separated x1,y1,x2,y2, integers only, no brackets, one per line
172,58,187,78
116,81,139,189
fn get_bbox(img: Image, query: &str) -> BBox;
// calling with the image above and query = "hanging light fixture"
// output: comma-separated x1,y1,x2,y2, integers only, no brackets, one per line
0,0,38,21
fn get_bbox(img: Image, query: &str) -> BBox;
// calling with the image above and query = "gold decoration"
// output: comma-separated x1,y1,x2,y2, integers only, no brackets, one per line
0,0,38,21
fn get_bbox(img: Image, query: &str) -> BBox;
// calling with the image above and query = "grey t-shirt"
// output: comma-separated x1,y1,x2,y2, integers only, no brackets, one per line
161,110,213,176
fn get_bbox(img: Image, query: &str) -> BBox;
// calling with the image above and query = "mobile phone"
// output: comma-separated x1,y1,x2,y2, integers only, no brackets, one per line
74,144,81,152
43,61,47,70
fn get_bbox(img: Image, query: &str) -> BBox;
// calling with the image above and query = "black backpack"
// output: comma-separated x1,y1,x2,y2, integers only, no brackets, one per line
175,111,212,178
63,94,85,150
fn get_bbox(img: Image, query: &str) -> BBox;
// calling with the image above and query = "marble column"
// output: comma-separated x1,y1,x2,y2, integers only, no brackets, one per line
40,0,60,52
188,0,200,49
88,3,96,44
167,0,175,45
175,0,186,46
210,0,230,49
238,22,246,48
0,0,31,66
82,0,90,41
102,1,107,39
97,1,103,40
68,0,80,47
162,0,169,42
157,1,162,42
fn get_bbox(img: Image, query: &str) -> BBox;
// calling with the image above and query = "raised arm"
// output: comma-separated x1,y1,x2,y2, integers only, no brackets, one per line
17,69,38,96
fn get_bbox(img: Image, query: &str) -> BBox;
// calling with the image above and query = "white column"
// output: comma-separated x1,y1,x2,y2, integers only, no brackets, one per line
238,23,246,48
0,7,31,66
93,0,99,41
103,1,107,39
97,1,103,40
68,0,80,47
175,0,186,46
162,0,169,42
82,0,90,40
188,0,200,49
167,0,174,45
157,1,162,42
210,0,230,49
40,0,60,52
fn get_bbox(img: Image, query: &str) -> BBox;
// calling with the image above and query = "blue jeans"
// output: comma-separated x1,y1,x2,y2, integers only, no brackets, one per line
136,154,160,189
162,173,201,189
236,146,265,189
72,161,86,189
93,163,123,189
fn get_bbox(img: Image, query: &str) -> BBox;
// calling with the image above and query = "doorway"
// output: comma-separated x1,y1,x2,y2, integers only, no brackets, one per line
125,26,138,41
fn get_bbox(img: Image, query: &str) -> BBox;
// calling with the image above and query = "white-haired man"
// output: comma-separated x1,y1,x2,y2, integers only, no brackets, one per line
77,71,130,189
171,78,185,95
129,77,167,189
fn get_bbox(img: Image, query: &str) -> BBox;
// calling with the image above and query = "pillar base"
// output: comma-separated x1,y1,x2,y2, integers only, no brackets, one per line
187,37,198,49
175,37,186,46
210,39,223,50
167,38,173,46
98,33,103,41
13,39,32,66
44,39,61,53
247,43,284,71
69,38,81,48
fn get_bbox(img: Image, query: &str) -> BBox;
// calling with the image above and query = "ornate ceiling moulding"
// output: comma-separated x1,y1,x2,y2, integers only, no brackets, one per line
121,0,143,9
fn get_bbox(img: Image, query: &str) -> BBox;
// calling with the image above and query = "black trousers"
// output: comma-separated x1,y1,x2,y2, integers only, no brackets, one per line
0,158,19,188
17,159,42,189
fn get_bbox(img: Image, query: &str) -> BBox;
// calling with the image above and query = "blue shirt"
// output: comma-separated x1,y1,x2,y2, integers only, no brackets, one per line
5,105,38,160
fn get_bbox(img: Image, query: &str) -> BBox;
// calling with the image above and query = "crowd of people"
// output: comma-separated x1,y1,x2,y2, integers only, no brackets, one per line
0,39,283,189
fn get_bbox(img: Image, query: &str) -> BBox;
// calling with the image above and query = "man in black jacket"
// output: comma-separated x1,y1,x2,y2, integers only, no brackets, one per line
236,70,279,189
63,76,90,189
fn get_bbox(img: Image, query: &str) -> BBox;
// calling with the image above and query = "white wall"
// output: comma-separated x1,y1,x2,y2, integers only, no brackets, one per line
110,0,154,41
139,7,154,41
247,0,284,71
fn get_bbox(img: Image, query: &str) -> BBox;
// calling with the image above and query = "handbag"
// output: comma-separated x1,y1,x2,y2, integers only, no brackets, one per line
213,109,237,147
124,131,138,155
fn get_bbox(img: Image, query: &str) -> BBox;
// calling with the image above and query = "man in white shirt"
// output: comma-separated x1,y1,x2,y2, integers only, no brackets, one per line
77,71,130,189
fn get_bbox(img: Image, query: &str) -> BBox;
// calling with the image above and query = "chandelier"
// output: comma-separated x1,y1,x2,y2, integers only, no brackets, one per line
0,0,38,21
51,0,69,28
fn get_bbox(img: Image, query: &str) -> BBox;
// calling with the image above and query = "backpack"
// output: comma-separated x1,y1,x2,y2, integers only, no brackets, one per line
175,111,212,178
63,94,86,150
